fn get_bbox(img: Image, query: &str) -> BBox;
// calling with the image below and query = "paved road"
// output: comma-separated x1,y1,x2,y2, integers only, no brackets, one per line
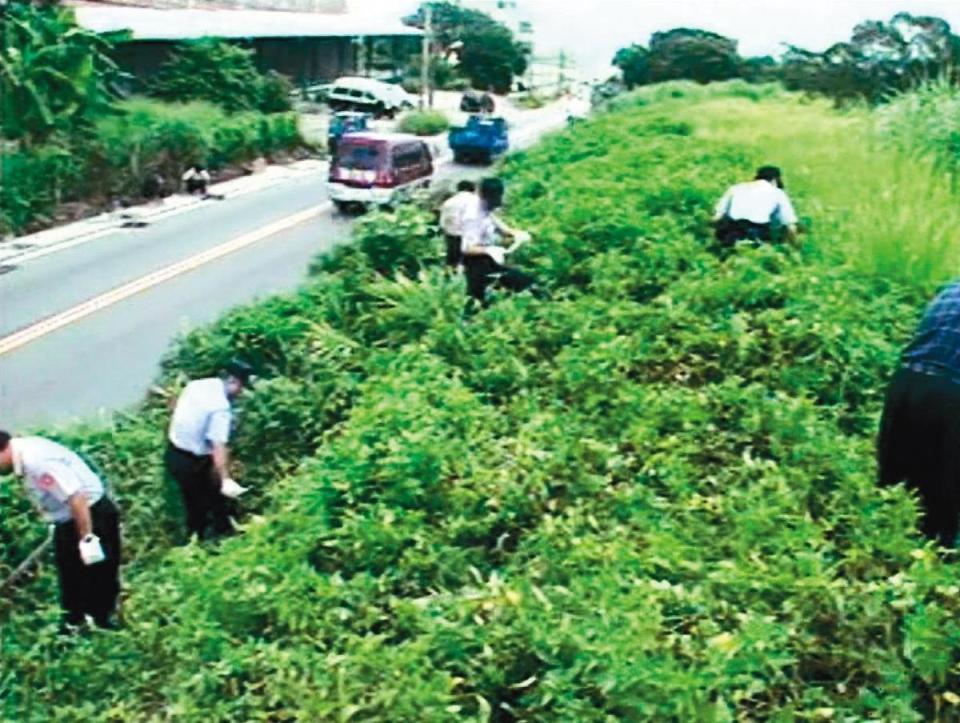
0,107,565,430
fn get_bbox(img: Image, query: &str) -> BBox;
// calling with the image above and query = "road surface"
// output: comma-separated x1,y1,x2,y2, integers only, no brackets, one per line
0,106,565,430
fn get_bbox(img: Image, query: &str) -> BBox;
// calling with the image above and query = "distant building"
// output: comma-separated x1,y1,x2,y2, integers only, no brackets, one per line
71,0,420,87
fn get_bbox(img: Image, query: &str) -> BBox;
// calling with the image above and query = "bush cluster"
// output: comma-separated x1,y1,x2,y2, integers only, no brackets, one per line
1,99,302,236
3,82,959,721
398,110,451,137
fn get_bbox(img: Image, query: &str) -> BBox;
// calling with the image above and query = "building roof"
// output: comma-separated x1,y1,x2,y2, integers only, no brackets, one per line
72,3,423,40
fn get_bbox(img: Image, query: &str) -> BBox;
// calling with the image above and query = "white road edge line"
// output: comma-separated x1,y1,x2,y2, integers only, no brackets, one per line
0,202,332,358
0,110,566,358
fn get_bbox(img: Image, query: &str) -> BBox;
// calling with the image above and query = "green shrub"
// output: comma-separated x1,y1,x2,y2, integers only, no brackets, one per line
0,144,82,234
397,110,450,136
5,80,960,721
150,38,292,114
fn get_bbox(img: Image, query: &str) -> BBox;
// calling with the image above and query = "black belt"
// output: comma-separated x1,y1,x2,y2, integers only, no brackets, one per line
167,442,211,461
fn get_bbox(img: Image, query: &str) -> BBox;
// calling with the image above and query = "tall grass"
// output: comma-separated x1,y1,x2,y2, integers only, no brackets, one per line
632,84,960,293
876,78,960,184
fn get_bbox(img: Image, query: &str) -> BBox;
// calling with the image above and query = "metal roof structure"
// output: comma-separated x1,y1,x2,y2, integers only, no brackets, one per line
72,3,423,40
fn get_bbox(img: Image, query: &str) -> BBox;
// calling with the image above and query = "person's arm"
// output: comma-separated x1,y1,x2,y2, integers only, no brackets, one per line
776,191,799,243
490,213,525,239
67,492,93,540
714,189,734,222
211,442,231,483
206,409,233,483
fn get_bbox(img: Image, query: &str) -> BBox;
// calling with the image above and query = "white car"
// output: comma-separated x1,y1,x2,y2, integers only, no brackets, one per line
325,77,417,118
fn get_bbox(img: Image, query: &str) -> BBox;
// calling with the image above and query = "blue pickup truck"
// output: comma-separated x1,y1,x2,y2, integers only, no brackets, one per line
448,115,509,165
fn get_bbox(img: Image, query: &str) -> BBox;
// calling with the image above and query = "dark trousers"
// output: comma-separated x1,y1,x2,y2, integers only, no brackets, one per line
715,218,772,246
878,367,960,546
54,497,121,625
185,177,208,195
445,234,463,267
165,444,232,540
463,254,538,306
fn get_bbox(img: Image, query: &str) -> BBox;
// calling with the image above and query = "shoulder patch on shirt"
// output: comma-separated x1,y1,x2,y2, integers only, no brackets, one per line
37,474,57,491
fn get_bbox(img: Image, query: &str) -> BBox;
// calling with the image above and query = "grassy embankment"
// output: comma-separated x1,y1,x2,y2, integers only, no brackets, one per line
3,81,960,720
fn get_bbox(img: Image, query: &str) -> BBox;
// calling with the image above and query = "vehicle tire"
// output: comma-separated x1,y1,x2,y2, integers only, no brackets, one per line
373,102,386,119
333,200,351,214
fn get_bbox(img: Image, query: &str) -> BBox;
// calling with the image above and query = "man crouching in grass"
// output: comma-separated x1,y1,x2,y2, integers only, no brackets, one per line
878,280,960,546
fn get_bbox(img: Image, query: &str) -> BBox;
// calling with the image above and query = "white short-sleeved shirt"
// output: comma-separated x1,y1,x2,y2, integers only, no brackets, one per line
460,197,505,263
439,191,477,237
12,437,105,523
168,378,233,456
715,180,798,226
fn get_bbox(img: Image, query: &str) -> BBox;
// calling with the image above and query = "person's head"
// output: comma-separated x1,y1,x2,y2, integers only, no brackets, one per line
223,360,255,399
457,180,476,194
755,165,784,189
479,177,505,212
0,431,12,473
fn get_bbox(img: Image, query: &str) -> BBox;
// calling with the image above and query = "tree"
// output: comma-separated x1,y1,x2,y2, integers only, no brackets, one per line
151,38,292,114
405,2,528,93
647,28,742,84
782,13,959,104
612,44,649,89
0,3,126,145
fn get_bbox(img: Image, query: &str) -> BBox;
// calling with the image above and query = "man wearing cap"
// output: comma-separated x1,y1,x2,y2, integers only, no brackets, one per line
0,431,122,630
713,165,799,246
165,362,252,541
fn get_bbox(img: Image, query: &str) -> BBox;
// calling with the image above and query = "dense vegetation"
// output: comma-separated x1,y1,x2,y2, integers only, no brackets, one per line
150,38,294,115
613,12,960,106
397,110,451,136
0,5,303,236
4,81,960,720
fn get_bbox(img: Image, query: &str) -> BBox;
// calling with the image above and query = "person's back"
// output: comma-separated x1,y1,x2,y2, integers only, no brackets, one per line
168,378,231,457
440,182,478,267
902,281,960,380
714,166,797,245
16,436,104,522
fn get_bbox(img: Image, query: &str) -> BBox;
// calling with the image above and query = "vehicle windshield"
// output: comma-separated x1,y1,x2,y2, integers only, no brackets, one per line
336,144,382,170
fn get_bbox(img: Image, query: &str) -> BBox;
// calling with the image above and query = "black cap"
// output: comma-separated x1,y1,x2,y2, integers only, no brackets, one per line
224,360,255,386
755,165,782,182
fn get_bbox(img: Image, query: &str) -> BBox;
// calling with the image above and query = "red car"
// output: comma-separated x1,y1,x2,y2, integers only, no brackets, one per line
328,133,434,212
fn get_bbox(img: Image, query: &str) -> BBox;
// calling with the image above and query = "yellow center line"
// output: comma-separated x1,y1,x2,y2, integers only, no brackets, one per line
0,202,331,358
0,110,566,359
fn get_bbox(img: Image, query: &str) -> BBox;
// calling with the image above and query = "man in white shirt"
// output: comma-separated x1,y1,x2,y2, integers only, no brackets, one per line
165,361,253,541
182,165,211,196
713,165,799,246
439,180,477,268
0,431,121,630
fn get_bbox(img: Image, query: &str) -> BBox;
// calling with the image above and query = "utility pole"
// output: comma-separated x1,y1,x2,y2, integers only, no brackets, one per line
420,4,433,110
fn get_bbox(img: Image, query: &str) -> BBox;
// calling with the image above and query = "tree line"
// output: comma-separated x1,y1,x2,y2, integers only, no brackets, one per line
613,12,960,104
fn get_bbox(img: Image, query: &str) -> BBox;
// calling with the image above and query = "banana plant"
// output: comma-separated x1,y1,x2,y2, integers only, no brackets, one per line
0,4,128,145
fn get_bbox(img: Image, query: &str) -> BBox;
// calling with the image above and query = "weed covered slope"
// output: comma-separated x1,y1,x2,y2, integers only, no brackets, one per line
3,83,960,721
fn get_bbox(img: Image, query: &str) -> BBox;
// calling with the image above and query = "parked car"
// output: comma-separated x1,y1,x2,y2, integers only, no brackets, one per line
328,133,434,212
449,115,509,164
327,111,370,155
460,90,495,114
326,77,416,118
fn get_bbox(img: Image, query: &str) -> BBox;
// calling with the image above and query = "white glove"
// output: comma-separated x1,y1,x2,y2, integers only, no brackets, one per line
514,231,532,244
220,477,248,499
79,534,106,566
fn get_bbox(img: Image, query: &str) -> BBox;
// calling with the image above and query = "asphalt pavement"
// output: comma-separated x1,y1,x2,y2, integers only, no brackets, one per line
0,105,565,430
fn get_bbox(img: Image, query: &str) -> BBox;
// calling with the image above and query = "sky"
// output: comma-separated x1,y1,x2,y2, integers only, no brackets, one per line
358,0,960,79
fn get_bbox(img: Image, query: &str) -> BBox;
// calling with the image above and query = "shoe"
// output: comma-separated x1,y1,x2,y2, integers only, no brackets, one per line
93,616,119,631
59,613,86,636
